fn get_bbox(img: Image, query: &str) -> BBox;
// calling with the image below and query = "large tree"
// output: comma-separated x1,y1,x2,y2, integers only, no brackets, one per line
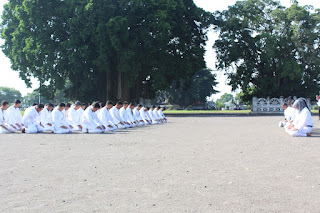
0,86,22,103
167,69,218,106
1,0,211,102
213,0,320,101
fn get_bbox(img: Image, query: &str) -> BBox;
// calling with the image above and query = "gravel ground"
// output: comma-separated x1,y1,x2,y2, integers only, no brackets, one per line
0,116,319,213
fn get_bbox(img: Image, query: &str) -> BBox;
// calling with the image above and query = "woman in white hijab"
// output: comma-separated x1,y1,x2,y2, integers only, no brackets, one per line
285,98,313,137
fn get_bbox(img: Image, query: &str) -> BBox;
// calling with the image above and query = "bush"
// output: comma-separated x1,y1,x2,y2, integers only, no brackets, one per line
313,105,319,110
247,105,251,110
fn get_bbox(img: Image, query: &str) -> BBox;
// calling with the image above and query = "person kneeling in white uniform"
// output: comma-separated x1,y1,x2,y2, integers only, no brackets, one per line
110,102,128,129
22,104,45,134
7,99,24,130
285,99,313,137
0,100,16,133
120,101,135,128
40,103,54,131
52,103,73,134
133,104,145,126
68,101,83,131
98,101,118,132
81,102,105,133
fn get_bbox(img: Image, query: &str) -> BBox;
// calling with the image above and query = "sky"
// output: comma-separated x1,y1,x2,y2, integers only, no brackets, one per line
0,0,319,99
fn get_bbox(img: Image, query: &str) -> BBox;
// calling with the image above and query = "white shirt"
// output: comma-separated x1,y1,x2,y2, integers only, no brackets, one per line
318,99,320,107
133,108,142,121
126,108,136,122
7,105,23,125
0,108,10,126
110,106,123,124
120,107,130,123
158,109,166,119
22,107,41,127
139,108,149,121
293,107,314,131
148,109,158,121
40,108,53,125
52,108,69,130
98,107,115,126
81,107,103,129
68,107,81,126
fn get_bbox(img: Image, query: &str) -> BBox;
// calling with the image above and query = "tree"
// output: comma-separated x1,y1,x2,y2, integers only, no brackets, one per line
213,0,320,101
1,0,212,103
215,93,233,109
167,69,218,106
0,87,22,103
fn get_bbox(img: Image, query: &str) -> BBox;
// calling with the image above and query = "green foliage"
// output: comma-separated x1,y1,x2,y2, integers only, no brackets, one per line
0,87,22,103
167,69,218,106
215,93,234,109
1,0,211,102
213,0,320,100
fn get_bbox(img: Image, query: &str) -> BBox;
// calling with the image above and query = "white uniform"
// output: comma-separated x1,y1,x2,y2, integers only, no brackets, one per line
81,107,104,133
120,107,134,128
78,108,85,120
140,108,152,124
68,107,82,131
98,107,117,132
52,108,72,134
22,107,43,133
110,106,127,129
0,108,16,133
40,108,54,131
7,105,23,130
149,109,160,124
158,109,167,122
127,108,141,126
153,109,163,123
285,107,313,137
132,108,145,126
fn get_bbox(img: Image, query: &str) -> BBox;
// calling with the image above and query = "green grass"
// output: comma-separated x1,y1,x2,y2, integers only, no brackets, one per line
164,110,251,114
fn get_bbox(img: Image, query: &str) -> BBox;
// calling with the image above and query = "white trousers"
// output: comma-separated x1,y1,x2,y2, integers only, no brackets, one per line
285,126,312,137
82,126,104,133
0,126,15,134
25,123,44,134
54,127,71,134
43,124,54,131
117,123,127,129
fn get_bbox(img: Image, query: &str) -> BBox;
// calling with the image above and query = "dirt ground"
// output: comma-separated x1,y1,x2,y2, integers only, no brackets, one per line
0,116,320,213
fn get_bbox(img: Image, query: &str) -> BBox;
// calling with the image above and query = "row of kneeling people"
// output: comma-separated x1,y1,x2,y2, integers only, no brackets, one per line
0,100,167,134
279,98,314,137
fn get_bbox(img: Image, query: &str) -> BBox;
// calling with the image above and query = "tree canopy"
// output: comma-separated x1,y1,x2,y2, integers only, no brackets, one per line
167,69,218,106
213,0,320,101
1,0,212,103
0,86,22,103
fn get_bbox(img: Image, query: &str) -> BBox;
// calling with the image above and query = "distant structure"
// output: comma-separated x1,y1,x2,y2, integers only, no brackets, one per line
252,97,311,114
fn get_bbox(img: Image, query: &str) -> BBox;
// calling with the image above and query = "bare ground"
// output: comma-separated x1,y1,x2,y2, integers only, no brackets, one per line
0,116,320,213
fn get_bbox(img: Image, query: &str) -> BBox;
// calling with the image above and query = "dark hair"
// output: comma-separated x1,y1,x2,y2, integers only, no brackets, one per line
66,103,71,107
32,102,38,106
162,107,166,110
123,101,129,105
100,102,106,108
15,100,21,104
106,100,113,105
74,101,81,106
37,104,45,109
1,100,9,106
129,103,134,106
152,105,155,108
46,103,54,107
282,103,288,107
116,101,123,105
156,106,161,109
92,101,100,108
58,103,66,107
138,104,143,107
146,107,150,110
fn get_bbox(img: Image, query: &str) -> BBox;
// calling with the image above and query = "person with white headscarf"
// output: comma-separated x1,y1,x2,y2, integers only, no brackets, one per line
285,98,313,137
